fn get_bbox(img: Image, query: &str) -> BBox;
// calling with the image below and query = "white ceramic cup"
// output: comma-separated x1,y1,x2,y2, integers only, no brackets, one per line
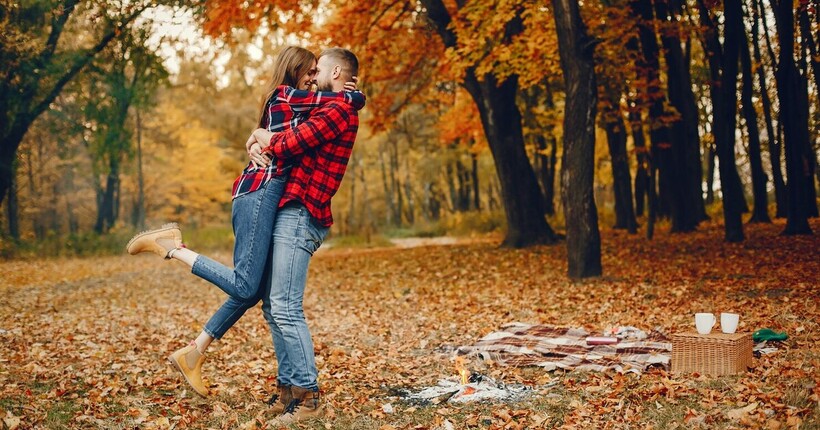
721,312,739,334
695,313,716,334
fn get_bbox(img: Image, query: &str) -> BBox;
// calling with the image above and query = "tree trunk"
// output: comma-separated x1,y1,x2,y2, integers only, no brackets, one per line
656,0,706,231
704,124,716,204
471,153,480,211
699,0,745,242
543,86,559,216
751,0,787,218
390,140,403,225
346,157,358,234
797,6,819,218
601,88,637,233
798,6,820,110
629,105,649,217
456,158,470,211
134,109,146,229
379,147,396,225
552,0,602,278
444,159,458,213
740,23,770,223
773,0,814,234
647,158,659,240
95,160,120,234
421,0,558,247
6,163,19,241
632,0,673,223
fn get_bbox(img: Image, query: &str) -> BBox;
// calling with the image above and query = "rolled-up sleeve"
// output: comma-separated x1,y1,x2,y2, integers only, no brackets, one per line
266,101,352,160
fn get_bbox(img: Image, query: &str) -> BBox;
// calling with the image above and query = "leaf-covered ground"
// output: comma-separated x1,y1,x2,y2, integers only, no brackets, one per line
1,219,818,429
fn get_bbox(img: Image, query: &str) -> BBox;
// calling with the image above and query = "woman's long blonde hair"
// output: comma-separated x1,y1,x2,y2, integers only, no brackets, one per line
258,46,316,126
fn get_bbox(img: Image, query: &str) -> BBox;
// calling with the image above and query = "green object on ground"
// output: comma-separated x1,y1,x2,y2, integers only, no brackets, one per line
753,328,788,342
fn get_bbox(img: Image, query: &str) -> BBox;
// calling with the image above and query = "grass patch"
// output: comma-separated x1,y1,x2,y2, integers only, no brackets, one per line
44,400,80,428
326,234,394,249
0,396,24,415
641,397,715,428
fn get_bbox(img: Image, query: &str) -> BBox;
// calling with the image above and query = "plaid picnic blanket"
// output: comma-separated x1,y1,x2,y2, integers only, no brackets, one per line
456,322,672,375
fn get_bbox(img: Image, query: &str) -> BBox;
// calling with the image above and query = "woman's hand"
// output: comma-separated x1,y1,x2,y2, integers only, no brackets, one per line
343,76,359,92
246,128,274,168
248,142,271,169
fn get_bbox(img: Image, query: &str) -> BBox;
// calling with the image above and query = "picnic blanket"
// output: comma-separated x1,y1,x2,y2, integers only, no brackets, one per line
456,322,672,375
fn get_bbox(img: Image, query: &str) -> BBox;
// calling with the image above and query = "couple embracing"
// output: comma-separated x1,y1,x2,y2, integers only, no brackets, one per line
126,46,363,425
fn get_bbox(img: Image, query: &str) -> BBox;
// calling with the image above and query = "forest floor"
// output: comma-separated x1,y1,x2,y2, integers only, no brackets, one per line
1,218,818,429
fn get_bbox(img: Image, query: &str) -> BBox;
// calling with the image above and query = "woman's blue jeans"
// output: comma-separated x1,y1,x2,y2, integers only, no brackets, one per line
191,174,285,316
200,201,329,391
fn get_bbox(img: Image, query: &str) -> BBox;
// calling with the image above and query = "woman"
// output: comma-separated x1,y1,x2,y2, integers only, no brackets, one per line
126,46,363,409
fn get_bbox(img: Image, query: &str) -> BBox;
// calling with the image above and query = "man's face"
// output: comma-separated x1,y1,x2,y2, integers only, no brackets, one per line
315,55,338,92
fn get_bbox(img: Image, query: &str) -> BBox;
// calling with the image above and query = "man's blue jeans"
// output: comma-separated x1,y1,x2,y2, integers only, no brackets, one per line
191,176,286,301
201,202,328,391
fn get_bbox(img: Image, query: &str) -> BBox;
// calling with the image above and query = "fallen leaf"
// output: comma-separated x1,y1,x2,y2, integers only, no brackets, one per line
727,402,758,420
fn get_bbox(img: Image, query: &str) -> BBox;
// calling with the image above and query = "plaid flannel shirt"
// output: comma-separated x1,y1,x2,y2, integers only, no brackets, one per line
265,101,359,226
230,85,365,200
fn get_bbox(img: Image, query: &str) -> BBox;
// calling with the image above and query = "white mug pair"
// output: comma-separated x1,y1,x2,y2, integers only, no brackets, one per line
695,312,739,334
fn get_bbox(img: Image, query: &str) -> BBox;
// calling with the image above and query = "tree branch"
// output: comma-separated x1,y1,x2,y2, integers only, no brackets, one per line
419,0,457,49
39,0,81,66
31,4,150,120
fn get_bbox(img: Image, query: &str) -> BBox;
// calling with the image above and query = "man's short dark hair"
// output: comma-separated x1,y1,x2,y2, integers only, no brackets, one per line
319,47,359,79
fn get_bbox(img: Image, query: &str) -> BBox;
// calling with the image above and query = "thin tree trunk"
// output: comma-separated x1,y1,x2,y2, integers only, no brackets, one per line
798,6,820,109
751,0,787,218
773,0,814,234
543,85,558,216
134,109,146,229
6,162,19,241
629,104,649,218
456,158,470,211
797,6,819,218
553,0,602,278
444,159,458,214
699,0,745,242
633,0,673,222
471,153,480,211
378,147,395,226
390,140,403,226
705,142,716,204
346,157,358,234
656,0,705,230
740,21,770,223
647,161,658,240
601,88,637,233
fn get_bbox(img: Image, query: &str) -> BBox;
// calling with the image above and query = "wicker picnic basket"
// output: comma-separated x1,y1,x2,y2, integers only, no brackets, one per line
671,332,753,375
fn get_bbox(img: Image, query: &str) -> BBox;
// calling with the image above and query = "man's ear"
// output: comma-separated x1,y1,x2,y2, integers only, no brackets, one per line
332,65,341,79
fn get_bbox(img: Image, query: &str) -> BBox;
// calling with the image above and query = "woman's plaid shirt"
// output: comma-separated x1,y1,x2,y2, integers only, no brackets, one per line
230,85,364,200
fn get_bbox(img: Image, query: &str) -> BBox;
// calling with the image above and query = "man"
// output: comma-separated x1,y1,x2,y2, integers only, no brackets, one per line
246,47,361,424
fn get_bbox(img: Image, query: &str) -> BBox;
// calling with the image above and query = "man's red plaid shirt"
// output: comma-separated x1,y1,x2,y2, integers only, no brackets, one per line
264,101,359,227
231,85,364,200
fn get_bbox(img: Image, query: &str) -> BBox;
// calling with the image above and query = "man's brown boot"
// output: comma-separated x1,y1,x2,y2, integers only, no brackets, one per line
267,383,292,414
269,386,323,425
126,223,184,259
167,343,209,397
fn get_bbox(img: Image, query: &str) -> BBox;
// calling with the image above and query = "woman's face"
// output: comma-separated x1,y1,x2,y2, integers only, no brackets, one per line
297,60,318,90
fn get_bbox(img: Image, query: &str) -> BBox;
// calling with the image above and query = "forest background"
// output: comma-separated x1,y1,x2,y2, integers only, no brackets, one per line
1,0,817,276
1,1,819,429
